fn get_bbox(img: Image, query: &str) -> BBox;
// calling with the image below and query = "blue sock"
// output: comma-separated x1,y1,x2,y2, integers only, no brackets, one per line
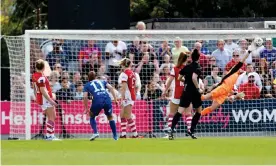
109,120,117,137
90,117,98,134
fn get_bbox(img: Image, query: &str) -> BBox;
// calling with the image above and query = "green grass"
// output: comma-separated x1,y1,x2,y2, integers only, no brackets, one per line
2,137,276,165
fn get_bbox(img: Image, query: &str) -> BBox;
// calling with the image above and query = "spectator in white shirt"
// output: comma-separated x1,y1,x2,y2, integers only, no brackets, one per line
211,40,232,71
105,40,127,85
224,39,239,53
235,64,262,92
237,39,251,64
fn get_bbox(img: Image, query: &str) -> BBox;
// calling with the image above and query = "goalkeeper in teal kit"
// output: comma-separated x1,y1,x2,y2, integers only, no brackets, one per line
83,71,118,141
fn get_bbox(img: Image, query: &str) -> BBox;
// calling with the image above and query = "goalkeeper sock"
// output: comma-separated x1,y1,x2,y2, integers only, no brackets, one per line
90,117,98,134
201,107,212,116
46,120,54,138
120,118,127,136
190,112,201,133
184,115,192,132
127,118,138,136
171,112,182,131
109,120,117,137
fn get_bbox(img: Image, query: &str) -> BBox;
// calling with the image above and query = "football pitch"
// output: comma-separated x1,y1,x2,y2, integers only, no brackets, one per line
2,137,276,165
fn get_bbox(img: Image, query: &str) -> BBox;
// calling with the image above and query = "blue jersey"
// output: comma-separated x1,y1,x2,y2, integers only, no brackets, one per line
83,80,110,101
260,48,276,62
83,80,113,116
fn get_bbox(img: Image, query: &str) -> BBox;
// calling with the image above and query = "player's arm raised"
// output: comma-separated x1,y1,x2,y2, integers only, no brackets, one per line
40,87,57,106
83,92,89,114
106,83,118,105
240,50,251,63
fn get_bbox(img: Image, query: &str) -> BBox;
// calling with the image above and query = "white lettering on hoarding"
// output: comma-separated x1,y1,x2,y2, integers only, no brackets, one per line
232,109,276,123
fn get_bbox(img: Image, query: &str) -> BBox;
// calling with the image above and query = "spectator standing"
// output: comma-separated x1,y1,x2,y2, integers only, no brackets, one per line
238,74,260,100
171,37,189,64
78,40,101,75
193,42,208,70
105,40,127,85
46,42,69,70
260,38,276,63
196,40,210,55
211,40,232,71
128,37,141,64
136,21,146,30
139,41,157,62
224,39,239,53
237,39,252,64
236,64,262,92
158,40,172,63
136,53,160,85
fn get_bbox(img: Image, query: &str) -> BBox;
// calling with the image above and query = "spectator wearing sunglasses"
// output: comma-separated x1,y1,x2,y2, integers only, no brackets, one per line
225,51,246,73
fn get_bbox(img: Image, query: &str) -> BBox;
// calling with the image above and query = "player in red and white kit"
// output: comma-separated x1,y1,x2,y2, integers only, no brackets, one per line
118,58,142,138
32,59,59,141
163,52,193,134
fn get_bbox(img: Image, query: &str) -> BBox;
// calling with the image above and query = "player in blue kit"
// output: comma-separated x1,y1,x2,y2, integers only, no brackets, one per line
83,71,119,141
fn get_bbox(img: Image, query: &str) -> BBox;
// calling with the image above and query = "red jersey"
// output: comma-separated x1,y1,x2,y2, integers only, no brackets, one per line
170,65,185,99
118,69,136,100
32,72,53,105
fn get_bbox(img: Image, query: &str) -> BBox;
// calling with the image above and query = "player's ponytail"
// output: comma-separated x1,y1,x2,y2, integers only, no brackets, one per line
176,52,188,68
119,58,132,68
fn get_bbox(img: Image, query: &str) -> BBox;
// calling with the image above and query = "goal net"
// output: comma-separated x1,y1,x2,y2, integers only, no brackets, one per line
4,30,276,140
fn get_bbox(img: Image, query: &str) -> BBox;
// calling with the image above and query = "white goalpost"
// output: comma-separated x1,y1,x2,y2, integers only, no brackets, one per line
4,29,276,140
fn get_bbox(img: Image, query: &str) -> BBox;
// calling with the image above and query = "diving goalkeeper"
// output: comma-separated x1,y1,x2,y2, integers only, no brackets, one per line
201,50,251,116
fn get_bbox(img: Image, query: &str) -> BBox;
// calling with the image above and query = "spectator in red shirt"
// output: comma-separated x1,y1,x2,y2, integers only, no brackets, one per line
225,50,246,73
238,74,260,100
78,40,101,75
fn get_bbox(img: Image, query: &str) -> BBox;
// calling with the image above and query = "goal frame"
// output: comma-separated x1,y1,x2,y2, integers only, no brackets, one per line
24,29,276,140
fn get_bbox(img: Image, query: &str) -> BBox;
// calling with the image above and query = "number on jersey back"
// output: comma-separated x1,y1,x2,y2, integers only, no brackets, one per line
84,80,108,100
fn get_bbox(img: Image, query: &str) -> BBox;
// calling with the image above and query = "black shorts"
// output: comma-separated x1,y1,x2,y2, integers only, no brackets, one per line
179,90,202,108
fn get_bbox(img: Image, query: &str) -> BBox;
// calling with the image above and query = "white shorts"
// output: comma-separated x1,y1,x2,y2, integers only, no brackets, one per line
121,99,134,107
41,100,54,111
170,98,180,105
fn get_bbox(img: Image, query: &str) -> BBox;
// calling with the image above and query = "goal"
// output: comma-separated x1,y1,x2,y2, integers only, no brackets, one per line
4,29,276,140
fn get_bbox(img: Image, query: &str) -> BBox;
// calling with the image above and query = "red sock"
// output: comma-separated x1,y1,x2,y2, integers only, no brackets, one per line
46,120,54,137
127,118,138,136
185,115,192,132
168,114,174,128
120,118,127,136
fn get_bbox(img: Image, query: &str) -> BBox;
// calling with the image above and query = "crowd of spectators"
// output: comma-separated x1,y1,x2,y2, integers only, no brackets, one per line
20,22,276,132
28,34,276,102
